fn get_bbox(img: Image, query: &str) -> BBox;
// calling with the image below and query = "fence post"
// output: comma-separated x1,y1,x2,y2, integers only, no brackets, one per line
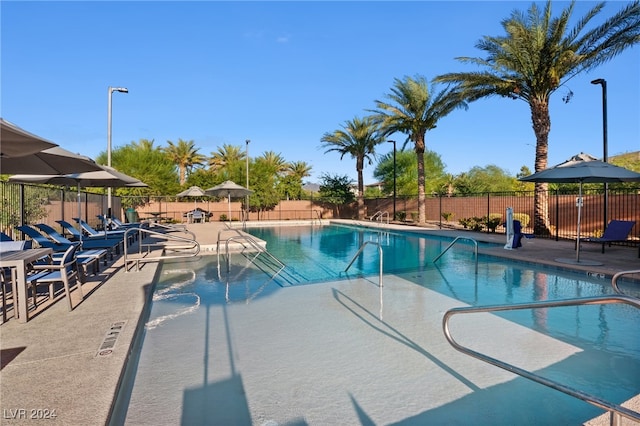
555,189,559,241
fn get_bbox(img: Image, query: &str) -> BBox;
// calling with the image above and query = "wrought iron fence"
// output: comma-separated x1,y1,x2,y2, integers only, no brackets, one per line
2,180,638,246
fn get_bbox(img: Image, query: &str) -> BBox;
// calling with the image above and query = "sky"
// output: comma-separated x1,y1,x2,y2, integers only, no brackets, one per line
2,1,639,185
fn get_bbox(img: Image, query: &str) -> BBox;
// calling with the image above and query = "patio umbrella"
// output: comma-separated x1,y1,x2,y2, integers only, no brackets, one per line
205,180,253,220
0,118,58,157
176,186,207,209
1,145,101,175
520,152,640,264
10,165,147,238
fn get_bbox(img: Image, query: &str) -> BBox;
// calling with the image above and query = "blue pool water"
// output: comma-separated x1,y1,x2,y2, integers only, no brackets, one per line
114,224,640,425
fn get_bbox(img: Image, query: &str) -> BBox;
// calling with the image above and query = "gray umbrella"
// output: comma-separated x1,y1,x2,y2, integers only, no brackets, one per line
0,118,58,157
1,145,101,174
520,152,640,264
205,180,253,220
10,165,147,235
176,186,207,209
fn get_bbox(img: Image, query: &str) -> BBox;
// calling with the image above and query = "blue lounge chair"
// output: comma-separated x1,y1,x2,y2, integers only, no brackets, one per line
73,218,135,245
56,220,124,255
16,225,105,276
35,223,114,267
584,220,636,254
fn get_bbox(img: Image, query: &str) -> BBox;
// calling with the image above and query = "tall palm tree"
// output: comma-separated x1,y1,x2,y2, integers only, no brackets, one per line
287,161,312,181
436,0,640,234
208,144,246,175
321,116,385,219
371,75,467,224
163,139,205,186
259,151,289,175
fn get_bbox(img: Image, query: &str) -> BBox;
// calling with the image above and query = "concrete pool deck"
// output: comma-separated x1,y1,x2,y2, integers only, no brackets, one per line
0,220,638,425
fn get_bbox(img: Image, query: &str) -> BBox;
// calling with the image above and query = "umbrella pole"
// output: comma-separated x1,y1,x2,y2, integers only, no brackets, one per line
228,193,231,223
576,183,583,262
77,184,83,244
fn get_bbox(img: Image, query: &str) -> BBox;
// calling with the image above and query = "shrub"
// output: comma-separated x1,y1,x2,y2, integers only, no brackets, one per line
513,213,530,228
441,212,454,221
396,211,407,221
219,214,228,221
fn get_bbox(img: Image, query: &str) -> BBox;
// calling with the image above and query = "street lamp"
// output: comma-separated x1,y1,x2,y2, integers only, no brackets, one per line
388,140,396,221
107,86,128,219
591,78,608,232
245,139,250,221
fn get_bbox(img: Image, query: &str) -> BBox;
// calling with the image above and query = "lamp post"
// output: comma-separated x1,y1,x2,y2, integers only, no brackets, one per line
107,86,128,219
388,140,396,221
245,139,250,221
591,78,608,232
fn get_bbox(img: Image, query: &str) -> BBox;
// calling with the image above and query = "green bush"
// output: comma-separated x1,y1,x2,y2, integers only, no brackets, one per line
441,212,454,221
513,213,530,228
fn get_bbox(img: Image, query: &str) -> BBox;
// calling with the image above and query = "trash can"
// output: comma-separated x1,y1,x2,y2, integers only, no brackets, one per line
125,208,139,223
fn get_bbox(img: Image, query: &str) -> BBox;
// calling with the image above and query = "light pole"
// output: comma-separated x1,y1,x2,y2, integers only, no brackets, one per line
245,139,250,221
591,78,608,232
388,140,396,221
107,86,128,219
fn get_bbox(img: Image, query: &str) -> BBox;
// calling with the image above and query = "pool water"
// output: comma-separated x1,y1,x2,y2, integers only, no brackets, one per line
114,224,640,425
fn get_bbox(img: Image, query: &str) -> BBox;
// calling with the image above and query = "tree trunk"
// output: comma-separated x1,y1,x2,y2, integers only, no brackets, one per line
530,97,551,235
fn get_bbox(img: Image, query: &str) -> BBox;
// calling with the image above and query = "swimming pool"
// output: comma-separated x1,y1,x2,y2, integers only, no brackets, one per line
112,224,640,425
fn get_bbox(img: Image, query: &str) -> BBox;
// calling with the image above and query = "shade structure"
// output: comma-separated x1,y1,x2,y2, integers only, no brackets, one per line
520,152,640,264
0,118,58,157
205,180,253,220
10,165,147,239
176,186,207,210
1,145,101,175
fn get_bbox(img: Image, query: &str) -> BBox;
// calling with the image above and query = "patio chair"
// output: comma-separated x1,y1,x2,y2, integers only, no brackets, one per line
583,220,636,254
35,223,112,268
97,214,141,230
26,243,83,311
56,220,124,255
73,218,135,245
16,225,103,278
191,210,204,223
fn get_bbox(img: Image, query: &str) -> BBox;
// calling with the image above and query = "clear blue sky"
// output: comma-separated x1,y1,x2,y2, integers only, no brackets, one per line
2,1,638,185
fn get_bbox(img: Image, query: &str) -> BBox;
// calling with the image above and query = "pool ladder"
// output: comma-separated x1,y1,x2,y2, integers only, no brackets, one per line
442,269,640,424
370,210,389,224
123,226,200,272
433,236,478,274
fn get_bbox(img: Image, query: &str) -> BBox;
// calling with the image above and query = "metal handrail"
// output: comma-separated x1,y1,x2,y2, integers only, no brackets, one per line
312,210,323,226
124,227,200,272
345,241,384,318
433,236,478,274
611,269,640,296
442,295,640,424
220,234,286,277
370,211,389,224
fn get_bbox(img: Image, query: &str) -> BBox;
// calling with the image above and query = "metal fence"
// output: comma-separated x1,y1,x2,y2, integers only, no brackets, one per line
2,180,638,245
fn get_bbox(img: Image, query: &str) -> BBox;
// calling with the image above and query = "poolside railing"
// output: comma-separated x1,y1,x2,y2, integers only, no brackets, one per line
433,236,479,274
442,295,640,425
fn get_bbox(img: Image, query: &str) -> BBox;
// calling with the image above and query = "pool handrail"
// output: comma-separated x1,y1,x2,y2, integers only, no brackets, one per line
370,210,389,224
123,227,199,272
433,236,478,274
442,295,640,424
345,241,385,319
611,269,640,296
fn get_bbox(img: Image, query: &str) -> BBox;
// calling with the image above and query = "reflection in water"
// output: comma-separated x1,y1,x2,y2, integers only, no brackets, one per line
145,269,200,330
532,271,549,331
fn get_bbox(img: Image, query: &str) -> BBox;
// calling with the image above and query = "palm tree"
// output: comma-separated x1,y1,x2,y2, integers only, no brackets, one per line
371,75,467,224
287,161,312,181
436,0,640,234
163,139,205,186
208,144,246,175
259,151,289,175
321,116,385,219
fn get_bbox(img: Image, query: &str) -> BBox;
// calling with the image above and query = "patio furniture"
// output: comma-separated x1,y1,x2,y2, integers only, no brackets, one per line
56,220,124,255
35,223,112,268
583,220,637,254
26,243,82,312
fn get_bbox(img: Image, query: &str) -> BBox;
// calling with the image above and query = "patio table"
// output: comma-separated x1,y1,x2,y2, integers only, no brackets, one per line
0,248,53,323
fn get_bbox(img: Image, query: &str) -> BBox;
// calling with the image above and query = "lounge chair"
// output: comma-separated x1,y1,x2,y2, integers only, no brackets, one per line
73,218,135,245
56,220,124,255
97,214,141,230
35,223,113,267
16,225,104,276
583,220,636,254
